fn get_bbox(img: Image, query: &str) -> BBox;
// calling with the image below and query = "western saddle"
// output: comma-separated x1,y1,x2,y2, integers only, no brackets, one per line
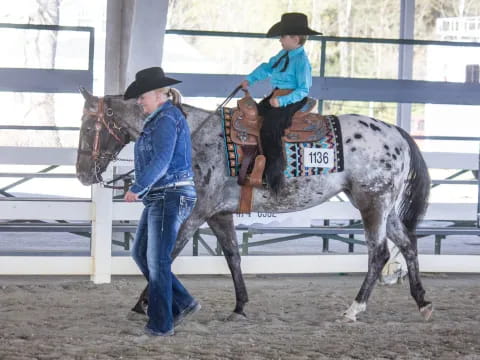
230,90,327,213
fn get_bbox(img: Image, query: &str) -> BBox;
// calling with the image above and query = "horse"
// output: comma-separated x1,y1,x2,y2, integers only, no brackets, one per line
77,88,433,322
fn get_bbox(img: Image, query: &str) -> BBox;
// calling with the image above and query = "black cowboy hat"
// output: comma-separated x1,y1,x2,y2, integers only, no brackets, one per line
124,67,181,100
266,12,322,37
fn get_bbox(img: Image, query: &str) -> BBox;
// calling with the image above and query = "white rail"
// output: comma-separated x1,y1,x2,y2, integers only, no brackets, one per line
0,147,478,282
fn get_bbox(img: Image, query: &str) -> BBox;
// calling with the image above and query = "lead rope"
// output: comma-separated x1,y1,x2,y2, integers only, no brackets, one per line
102,169,135,189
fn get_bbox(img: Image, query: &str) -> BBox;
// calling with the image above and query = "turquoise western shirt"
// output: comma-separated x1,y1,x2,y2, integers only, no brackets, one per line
246,46,312,107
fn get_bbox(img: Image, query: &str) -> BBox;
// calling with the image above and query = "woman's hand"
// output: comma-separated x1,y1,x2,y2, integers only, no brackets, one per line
269,97,280,108
124,190,139,202
240,80,249,90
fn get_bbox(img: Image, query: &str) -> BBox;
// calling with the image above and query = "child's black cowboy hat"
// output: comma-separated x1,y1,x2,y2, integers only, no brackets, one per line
124,67,181,100
266,12,321,37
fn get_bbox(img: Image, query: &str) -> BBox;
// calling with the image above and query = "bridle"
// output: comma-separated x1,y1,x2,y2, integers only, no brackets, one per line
79,96,132,188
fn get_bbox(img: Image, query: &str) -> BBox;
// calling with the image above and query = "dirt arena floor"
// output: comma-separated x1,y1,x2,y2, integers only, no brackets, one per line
0,273,479,360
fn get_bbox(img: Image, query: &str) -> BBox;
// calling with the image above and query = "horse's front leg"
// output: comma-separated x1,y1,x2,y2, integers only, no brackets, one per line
343,205,390,322
207,211,248,320
131,209,208,315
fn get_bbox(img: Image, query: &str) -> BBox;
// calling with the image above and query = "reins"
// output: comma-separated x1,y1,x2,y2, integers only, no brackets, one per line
191,85,244,138
83,86,244,189
107,86,242,189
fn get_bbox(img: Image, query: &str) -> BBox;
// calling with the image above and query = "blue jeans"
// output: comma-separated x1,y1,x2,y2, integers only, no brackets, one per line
131,185,197,333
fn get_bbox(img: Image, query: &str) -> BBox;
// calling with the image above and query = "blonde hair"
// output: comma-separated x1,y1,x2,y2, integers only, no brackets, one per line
154,87,187,116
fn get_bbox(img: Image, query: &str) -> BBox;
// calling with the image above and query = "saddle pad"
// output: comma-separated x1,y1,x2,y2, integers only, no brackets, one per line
283,115,344,178
221,107,241,176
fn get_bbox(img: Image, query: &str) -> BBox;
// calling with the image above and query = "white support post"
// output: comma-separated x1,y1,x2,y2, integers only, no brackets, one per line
90,180,114,283
105,0,168,94
125,0,169,84
396,0,415,131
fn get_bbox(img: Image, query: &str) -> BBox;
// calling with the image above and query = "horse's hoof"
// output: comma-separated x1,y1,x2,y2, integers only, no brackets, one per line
225,312,247,322
131,301,147,315
340,312,357,322
420,303,433,321
127,310,147,321
341,301,365,322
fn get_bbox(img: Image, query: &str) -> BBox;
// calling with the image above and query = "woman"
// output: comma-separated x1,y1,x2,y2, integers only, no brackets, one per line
124,67,199,336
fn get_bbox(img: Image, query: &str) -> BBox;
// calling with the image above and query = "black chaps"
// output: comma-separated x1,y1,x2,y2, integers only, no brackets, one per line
257,93,306,194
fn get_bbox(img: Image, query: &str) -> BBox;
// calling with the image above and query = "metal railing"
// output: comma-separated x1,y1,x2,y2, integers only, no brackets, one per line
0,23,94,133
165,29,480,107
1,26,479,256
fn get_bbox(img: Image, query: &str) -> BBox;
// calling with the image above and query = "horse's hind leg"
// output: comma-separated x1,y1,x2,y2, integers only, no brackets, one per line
387,211,432,320
344,204,390,321
207,212,249,319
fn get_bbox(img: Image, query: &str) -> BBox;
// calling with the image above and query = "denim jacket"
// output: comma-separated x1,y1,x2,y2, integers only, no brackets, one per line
129,100,194,197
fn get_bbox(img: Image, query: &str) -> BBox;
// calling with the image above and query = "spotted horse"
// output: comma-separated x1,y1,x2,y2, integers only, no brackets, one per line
77,88,432,322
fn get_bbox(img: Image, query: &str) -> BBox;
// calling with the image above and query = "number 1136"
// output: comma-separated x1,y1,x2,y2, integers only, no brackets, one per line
303,148,334,168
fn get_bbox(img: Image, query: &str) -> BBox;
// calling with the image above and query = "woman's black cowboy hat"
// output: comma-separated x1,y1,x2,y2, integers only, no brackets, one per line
124,67,181,100
266,12,321,37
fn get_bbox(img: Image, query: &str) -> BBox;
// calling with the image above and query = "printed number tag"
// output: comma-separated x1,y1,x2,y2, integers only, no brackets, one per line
303,148,334,168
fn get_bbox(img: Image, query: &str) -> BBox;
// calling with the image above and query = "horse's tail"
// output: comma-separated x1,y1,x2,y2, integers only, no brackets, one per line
396,127,431,233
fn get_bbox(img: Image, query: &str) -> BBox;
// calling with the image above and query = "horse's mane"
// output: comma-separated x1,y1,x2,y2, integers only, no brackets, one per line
182,103,213,117
102,95,212,116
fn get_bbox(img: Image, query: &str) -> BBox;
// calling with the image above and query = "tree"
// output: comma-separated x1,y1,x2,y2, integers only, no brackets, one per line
1,0,62,147
26,0,62,147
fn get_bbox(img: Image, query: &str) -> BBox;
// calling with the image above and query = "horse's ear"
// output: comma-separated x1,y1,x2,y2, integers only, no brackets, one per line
79,87,95,103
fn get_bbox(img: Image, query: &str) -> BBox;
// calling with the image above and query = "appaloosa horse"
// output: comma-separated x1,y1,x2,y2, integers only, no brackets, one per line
77,88,432,322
